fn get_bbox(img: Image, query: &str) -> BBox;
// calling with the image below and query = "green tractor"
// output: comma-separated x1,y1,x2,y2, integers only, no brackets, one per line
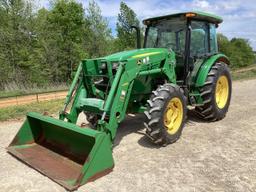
7,11,232,190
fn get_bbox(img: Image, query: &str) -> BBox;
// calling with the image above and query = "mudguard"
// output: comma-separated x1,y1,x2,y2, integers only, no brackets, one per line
195,54,230,87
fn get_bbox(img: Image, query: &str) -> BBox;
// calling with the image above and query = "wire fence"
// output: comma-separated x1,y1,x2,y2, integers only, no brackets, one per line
0,91,67,108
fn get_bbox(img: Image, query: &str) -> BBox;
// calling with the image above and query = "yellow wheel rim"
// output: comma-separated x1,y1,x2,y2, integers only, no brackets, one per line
215,75,229,109
164,97,183,135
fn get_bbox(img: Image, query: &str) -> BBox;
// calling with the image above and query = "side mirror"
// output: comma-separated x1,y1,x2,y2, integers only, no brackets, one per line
131,25,141,49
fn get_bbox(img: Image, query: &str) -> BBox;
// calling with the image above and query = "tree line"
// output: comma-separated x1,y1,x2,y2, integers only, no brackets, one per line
0,0,255,90
0,0,139,89
217,34,256,68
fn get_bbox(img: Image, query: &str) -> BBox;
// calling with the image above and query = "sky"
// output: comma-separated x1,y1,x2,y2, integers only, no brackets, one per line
38,0,256,50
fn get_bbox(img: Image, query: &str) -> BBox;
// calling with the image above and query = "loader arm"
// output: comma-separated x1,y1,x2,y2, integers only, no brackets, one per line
59,49,176,141
59,59,145,140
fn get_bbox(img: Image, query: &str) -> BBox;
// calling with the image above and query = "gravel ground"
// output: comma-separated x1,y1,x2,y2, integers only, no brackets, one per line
0,79,256,192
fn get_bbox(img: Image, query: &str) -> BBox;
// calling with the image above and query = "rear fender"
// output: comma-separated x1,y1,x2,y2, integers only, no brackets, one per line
195,54,230,87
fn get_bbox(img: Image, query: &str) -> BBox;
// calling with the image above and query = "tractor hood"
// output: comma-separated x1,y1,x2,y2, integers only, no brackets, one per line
103,48,168,61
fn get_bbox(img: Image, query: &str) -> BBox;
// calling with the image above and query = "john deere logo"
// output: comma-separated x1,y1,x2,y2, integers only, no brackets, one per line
137,59,142,65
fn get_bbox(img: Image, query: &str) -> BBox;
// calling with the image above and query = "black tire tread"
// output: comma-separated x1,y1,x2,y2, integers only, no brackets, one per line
144,84,187,146
195,62,232,121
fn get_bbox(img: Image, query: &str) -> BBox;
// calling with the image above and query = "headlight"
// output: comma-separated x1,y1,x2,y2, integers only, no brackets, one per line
112,62,119,69
100,62,107,70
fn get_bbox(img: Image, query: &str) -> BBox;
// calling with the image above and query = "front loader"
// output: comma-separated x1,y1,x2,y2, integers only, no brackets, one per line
7,11,232,190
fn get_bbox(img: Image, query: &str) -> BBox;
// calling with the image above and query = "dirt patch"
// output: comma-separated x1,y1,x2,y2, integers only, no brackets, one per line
0,79,256,192
232,65,256,73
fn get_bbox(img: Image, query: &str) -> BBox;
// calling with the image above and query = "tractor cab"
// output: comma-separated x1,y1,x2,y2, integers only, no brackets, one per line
143,11,222,82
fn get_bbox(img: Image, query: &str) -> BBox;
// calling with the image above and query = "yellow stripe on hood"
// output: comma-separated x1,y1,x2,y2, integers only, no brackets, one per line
131,52,161,58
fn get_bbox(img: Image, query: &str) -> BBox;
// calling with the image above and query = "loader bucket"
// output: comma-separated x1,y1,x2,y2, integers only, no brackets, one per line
7,112,114,191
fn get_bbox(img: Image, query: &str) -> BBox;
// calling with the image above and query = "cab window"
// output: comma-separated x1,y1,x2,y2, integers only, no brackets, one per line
209,23,218,54
190,21,209,56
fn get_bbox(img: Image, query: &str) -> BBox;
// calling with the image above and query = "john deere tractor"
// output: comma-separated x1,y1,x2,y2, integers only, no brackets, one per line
7,11,232,190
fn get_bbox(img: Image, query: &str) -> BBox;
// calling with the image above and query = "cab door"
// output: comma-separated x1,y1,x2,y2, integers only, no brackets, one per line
188,20,211,86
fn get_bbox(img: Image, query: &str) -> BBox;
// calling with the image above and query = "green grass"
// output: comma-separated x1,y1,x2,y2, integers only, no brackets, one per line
0,88,68,99
231,69,256,81
0,90,24,98
0,83,68,98
0,99,64,121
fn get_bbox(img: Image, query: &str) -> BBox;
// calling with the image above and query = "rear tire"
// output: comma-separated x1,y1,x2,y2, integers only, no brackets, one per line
195,62,232,121
144,84,187,146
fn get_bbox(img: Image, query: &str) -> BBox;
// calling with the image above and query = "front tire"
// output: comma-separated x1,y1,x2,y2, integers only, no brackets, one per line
144,84,187,146
195,62,232,121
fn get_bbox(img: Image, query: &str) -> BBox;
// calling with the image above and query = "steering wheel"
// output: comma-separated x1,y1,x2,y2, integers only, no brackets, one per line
165,42,176,51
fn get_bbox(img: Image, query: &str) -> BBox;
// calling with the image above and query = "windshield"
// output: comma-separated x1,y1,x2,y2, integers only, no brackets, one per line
145,18,187,54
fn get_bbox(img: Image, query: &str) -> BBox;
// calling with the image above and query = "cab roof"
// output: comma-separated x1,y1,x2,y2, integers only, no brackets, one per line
143,11,223,25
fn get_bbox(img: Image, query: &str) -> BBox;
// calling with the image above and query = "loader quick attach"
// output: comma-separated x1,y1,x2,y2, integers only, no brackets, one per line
7,11,232,190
